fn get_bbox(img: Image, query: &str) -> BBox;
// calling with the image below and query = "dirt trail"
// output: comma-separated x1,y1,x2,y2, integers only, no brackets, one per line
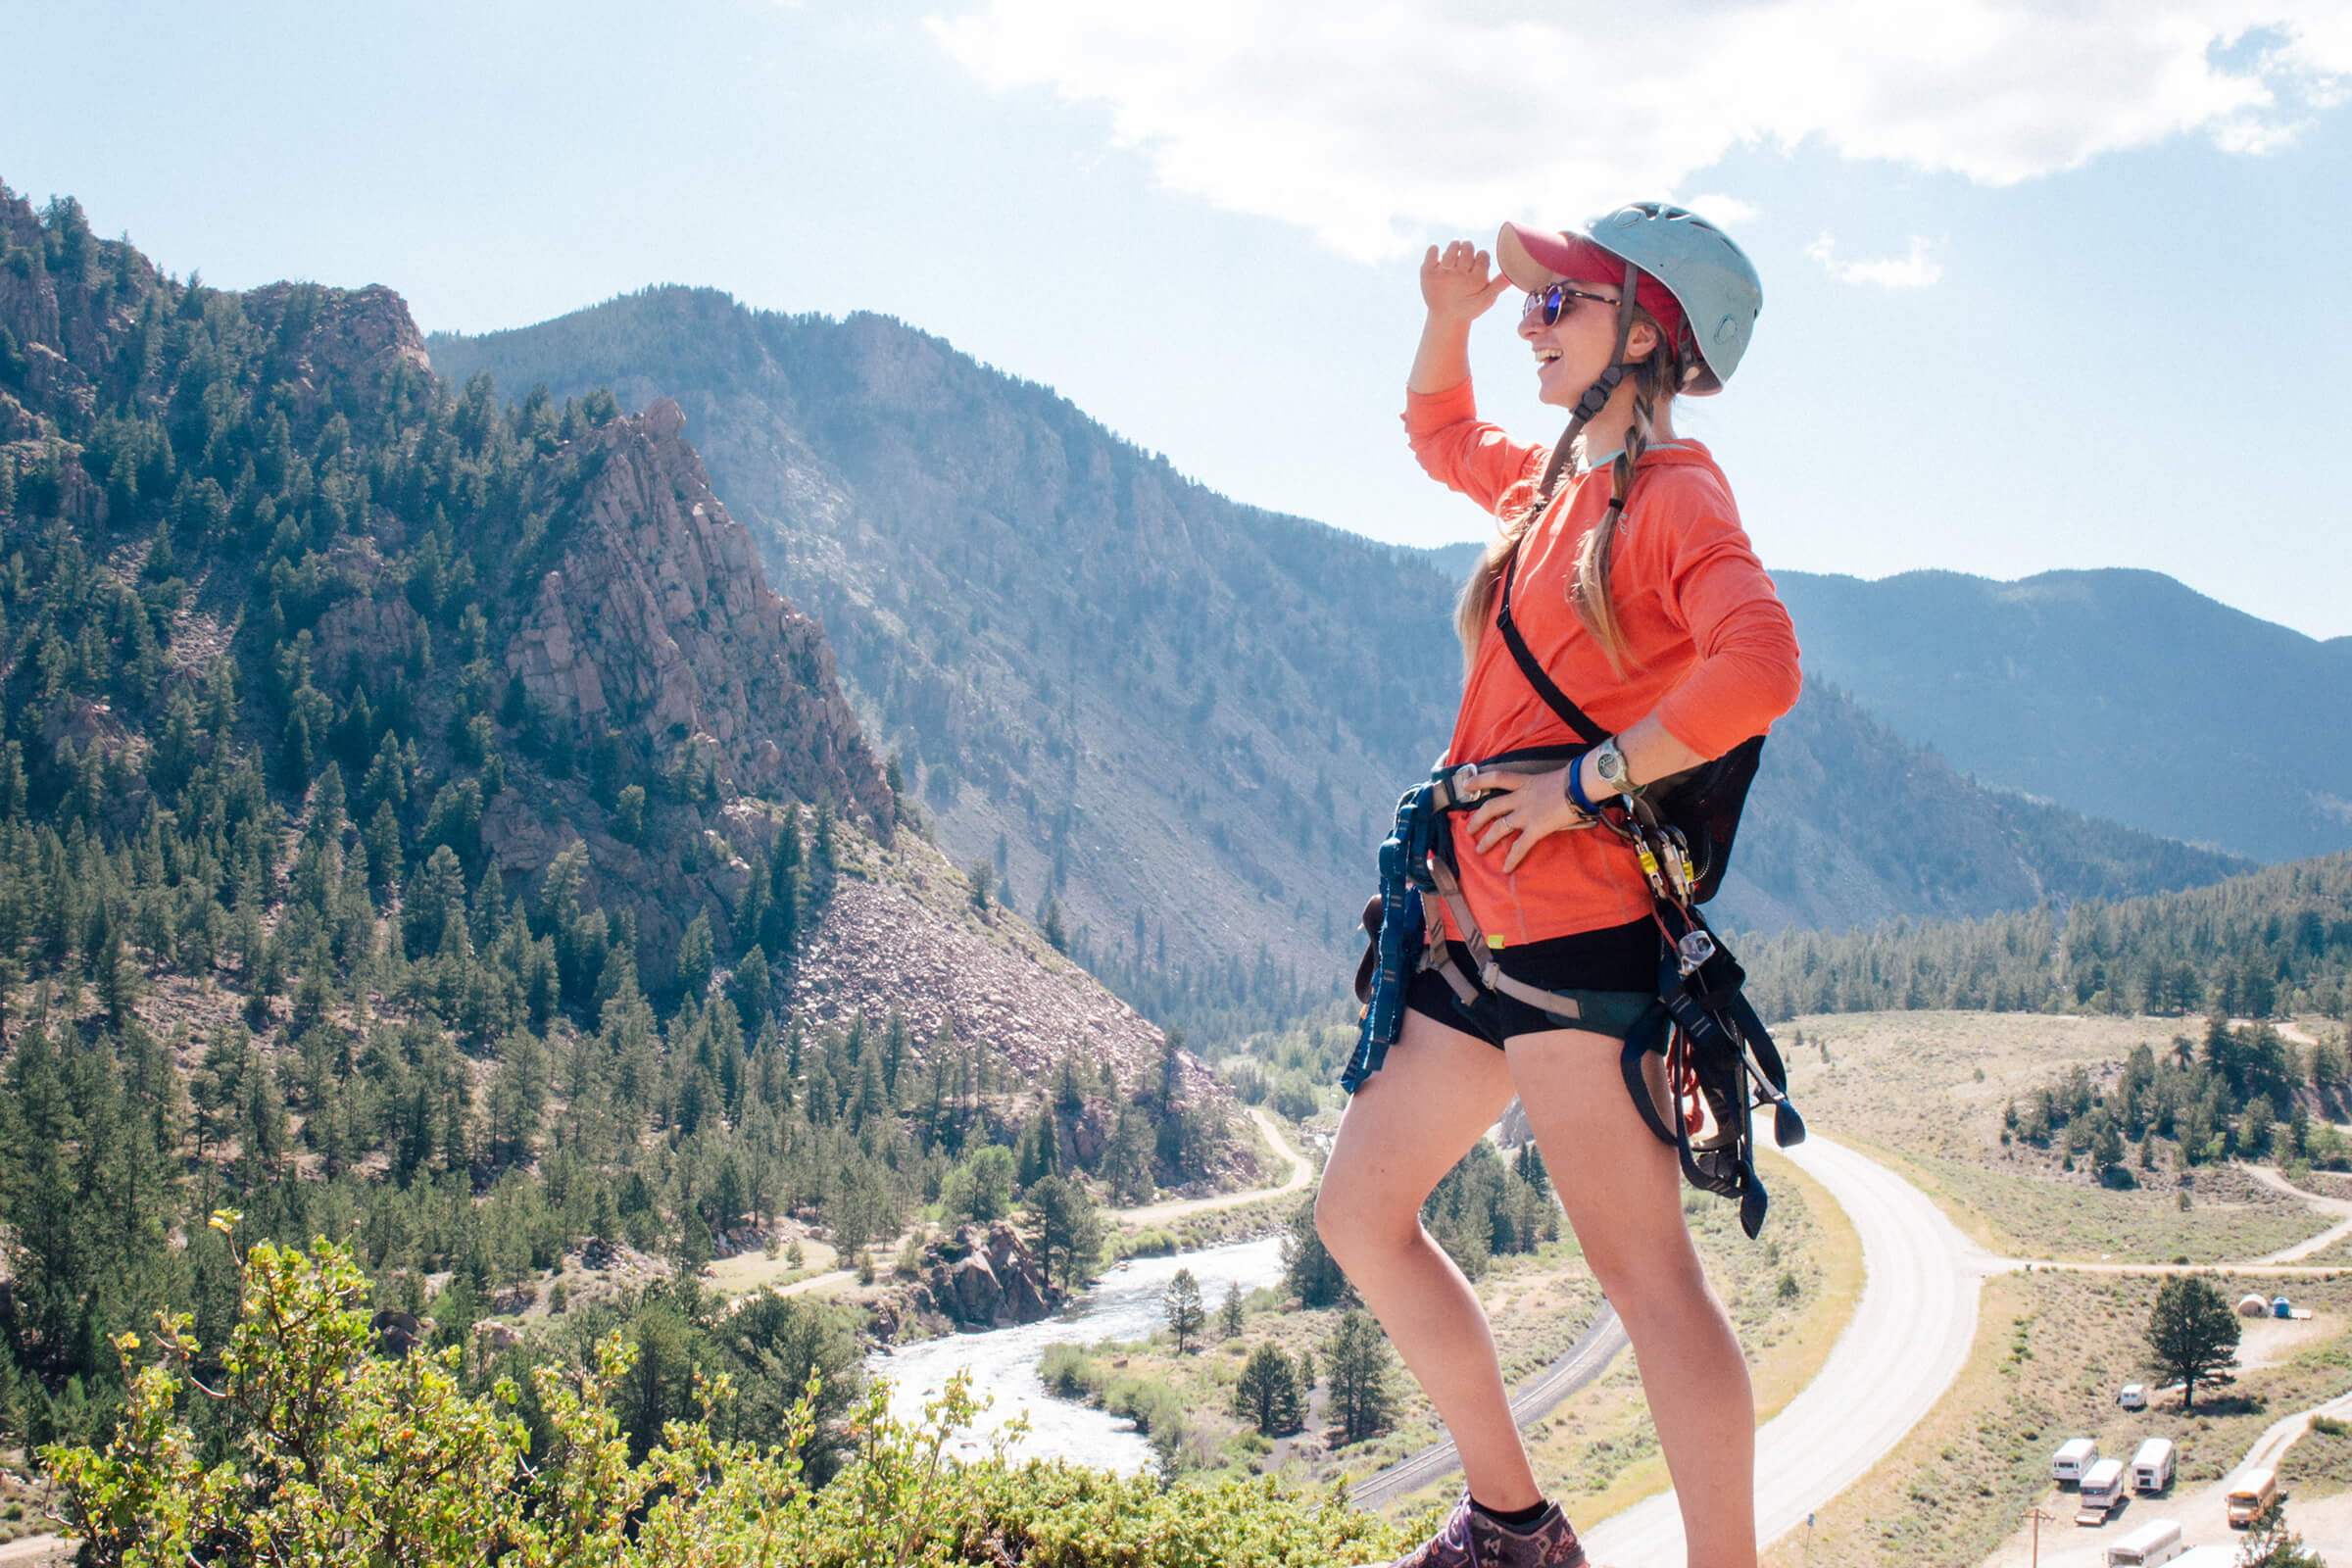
2239,1164,2352,1263
1114,1107,1311,1226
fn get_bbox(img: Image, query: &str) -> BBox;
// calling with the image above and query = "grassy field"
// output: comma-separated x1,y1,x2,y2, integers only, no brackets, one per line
1866,1148,2324,1263
1032,1143,1861,1515
2281,1413,2352,1494
1778,1011,2334,1263
1759,1269,2352,1568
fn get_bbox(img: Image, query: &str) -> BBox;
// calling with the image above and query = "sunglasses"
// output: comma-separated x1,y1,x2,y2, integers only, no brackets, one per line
1521,283,1619,326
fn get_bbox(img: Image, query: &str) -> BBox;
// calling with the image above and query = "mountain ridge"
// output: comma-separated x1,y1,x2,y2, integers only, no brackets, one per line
427,285,2250,959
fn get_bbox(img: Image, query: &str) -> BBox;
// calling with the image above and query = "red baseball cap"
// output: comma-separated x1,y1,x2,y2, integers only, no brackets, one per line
1497,221,1686,348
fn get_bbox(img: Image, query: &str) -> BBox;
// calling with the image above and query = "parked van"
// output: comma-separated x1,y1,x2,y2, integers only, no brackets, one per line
2053,1437,2100,1483
2227,1467,2278,1527
2105,1518,2183,1568
2078,1458,2129,1523
2132,1438,2177,1494
2119,1383,2149,1409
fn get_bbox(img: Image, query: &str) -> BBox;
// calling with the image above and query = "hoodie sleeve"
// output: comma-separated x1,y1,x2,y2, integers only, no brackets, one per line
1402,378,1548,518
1638,481,1803,759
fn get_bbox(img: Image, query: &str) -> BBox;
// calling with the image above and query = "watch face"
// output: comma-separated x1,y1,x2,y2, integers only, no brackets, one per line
1599,746,1629,784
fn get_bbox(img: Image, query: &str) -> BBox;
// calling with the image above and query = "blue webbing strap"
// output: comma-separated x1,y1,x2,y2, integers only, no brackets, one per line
1341,786,1434,1093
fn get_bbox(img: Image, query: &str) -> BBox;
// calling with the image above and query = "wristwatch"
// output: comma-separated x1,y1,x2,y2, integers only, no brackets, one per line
1591,737,1638,797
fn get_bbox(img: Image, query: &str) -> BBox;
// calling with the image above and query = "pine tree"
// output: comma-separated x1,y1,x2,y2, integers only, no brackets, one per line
1023,1174,1101,1292
2145,1274,2239,1410
1219,1280,1246,1340
1163,1266,1205,1354
1321,1308,1397,1444
1232,1343,1302,1436
1282,1197,1349,1308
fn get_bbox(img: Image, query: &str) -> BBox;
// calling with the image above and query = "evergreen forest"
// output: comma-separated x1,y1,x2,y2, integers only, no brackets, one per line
1742,850,2352,1022
0,186,1230,1465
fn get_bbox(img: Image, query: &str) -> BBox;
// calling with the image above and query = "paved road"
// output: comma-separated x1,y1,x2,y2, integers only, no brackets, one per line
1349,1303,1630,1510
1584,1135,2003,1563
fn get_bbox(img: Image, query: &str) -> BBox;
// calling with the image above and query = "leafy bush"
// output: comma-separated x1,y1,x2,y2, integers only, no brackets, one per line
48,1232,1398,1567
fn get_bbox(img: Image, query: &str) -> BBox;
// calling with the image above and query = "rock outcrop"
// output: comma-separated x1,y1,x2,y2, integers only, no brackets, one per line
504,397,892,826
240,280,432,425
893,1221,1058,1331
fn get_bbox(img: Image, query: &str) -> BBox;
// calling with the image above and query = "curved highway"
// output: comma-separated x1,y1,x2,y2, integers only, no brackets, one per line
1350,1133,2352,1554
1583,1135,2002,1562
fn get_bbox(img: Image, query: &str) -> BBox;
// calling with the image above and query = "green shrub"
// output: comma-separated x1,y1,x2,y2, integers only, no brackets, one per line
47,1233,1398,1567
1122,1229,1180,1258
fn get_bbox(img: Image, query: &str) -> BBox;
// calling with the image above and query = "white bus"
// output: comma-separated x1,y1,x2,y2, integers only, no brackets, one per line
2132,1437,2177,1494
2078,1458,2129,1524
2052,1437,2100,1482
2105,1517,2183,1568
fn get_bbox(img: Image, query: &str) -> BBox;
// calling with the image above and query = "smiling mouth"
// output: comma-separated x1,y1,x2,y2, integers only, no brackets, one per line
1534,349,1562,366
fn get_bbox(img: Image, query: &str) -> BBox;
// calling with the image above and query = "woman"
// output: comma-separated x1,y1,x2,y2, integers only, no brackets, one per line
1321,204,1800,1568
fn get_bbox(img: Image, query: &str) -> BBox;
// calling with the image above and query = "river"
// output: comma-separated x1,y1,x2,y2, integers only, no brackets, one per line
868,1234,1288,1472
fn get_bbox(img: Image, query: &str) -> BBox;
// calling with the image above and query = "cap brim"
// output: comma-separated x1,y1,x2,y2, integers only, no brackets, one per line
1495,222,1571,292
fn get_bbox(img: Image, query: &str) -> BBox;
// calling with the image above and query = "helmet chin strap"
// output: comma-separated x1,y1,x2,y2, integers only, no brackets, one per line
1533,259,1642,510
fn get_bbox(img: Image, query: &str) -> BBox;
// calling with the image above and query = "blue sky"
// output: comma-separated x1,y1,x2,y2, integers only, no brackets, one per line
7,0,2348,637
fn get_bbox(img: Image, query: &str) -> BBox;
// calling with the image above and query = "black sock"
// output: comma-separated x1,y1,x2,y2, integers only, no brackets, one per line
1471,1497,1552,1531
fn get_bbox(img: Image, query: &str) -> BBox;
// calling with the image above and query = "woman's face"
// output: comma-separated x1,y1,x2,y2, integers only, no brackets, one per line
1517,280,1653,408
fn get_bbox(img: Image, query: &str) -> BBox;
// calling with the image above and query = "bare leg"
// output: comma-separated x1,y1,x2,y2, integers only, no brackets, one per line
1317,1007,1529,1506
1505,1029,1756,1568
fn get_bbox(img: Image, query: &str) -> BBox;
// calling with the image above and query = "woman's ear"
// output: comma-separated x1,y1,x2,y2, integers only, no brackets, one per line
1625,318,1660,363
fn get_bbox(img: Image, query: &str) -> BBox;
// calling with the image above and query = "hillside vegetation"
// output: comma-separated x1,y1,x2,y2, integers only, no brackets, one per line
45,1234,1396,1567
0,184,1244,1460
1744,850,2352,1022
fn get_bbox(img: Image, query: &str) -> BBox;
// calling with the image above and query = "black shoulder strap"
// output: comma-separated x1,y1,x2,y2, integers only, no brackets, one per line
1494,545,1607,746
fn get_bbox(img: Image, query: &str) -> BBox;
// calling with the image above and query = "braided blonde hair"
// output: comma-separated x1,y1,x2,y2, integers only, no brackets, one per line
1452,316,1683,677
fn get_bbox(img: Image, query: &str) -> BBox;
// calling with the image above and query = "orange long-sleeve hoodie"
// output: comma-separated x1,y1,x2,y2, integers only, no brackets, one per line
1406,377,1802,944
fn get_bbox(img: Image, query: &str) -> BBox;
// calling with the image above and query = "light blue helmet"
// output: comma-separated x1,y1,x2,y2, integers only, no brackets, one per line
1499,201,1763,395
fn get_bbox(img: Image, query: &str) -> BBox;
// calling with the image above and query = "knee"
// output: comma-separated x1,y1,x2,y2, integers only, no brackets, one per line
1315,1184,1411,1267
1582,1230,1712,1313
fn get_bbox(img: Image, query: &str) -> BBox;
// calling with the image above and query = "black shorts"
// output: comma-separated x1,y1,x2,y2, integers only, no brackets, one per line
1404,917,1659,1047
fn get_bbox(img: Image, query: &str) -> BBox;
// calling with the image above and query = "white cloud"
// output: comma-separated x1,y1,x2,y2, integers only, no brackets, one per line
1682,192,1762,226
1806,233,1943,288
926,2,2352,257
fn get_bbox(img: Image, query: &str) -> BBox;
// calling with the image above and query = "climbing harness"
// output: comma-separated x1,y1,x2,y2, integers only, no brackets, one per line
1342,757,1804,1238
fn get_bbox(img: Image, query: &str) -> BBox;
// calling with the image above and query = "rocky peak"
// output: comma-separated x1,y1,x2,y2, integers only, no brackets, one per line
239,280,431,426
500,396,893,824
